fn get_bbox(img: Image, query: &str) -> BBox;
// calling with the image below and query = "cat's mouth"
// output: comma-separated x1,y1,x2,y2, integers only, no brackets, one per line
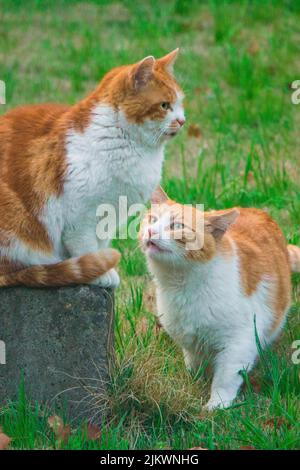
146,240,171,254
164,130,179,139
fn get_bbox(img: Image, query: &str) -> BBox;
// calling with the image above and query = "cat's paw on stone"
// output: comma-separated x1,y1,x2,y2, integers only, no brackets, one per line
92,269,120,288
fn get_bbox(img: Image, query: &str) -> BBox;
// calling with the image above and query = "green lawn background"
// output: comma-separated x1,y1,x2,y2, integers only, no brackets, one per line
0,0,299,450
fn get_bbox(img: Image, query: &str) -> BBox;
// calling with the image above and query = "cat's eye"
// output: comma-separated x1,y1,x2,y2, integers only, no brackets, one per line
170,222,184,230
161,102,171,110
149,214,158,224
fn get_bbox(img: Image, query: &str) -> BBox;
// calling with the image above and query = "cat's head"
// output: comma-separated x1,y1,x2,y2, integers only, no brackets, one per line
139,187,239,266
96,49,185,145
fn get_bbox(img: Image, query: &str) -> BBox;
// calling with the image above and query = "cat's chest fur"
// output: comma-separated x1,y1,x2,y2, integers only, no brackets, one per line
62,105,164,224
152,254,273,351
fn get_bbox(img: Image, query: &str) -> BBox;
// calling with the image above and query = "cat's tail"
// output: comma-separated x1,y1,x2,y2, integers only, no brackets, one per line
287,244,300,273
0,249,120,287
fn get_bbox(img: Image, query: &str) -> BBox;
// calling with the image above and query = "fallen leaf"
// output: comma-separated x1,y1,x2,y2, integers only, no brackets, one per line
239,445,256,450
242,375,261,394
264,417,276,429
249,376,262,393
86,422,101,441
248,40,260,55
194,87,202,95
194,86,213,97
48,414,63,432
187,124,202,138
0,429,11,450
48,415,71,444
264,416,289,430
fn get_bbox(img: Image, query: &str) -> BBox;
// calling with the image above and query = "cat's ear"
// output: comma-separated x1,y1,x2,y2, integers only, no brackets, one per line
206,209,239,240
132,56,155,90
158,48,179,74
151,186,169,205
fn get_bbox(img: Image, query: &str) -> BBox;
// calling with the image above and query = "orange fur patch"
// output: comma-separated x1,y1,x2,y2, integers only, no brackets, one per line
93,61,183,124
226,208,291,331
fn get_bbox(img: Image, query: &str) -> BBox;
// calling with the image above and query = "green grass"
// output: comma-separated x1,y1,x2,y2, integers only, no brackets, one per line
0,0,300,450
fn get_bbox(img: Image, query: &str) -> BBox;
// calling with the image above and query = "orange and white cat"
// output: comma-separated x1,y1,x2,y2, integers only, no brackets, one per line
0,50,184,287
140,187,300,410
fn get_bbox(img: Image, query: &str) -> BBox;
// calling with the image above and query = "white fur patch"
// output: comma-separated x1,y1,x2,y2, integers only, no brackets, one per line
61,104,168,257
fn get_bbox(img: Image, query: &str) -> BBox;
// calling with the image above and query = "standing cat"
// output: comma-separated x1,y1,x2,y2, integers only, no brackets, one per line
0,50,185,287
139,187,300,409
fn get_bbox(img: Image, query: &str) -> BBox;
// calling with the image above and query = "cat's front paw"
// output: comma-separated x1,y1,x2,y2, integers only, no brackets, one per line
204,394,233,411
204,399,224,411
92,269,120,288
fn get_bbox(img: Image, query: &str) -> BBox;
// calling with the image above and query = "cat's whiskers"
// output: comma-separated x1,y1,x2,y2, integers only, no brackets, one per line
151,123,168,146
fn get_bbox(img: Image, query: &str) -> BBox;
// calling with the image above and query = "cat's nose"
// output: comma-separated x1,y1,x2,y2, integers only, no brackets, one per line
148,227,158,238
176,118,185,127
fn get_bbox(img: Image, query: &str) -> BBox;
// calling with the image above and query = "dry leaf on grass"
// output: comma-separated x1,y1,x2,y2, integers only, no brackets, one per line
86,422,101,441
194,86,213,97
187,124,202,138
48,415,71,444
263,416,289,430
248,40,260,55
249,376,262,393
239,445,256,450
0,429,11,450
242,375,261,394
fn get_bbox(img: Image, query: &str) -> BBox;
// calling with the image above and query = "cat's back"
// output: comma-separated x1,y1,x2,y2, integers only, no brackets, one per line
0,103,71,207
0,103,70,158
225,207,291,331
0,103,70,126
0,103,70,162
227,207,288,266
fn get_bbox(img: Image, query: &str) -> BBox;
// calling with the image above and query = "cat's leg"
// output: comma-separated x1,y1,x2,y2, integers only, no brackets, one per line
205,334,258,410
62,228,120,288
183,348,202,374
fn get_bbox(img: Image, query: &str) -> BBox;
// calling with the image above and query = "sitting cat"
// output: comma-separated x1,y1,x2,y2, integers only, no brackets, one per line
0,50,185,287
139,187,300,409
